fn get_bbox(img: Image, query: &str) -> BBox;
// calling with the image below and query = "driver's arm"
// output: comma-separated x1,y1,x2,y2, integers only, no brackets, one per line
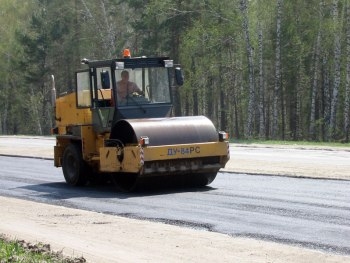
131,82,142,94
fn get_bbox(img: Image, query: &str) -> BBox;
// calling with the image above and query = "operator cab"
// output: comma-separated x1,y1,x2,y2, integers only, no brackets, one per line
75,53,183,133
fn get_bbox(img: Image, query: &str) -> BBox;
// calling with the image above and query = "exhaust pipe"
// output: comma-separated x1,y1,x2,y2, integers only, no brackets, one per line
51,75,56,107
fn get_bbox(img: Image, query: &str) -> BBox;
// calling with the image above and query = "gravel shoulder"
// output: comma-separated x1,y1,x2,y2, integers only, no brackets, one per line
0,136,350,262
2,196,349,263
224,143,350,180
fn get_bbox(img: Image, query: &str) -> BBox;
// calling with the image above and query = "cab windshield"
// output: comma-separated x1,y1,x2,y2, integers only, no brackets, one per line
115,67,171,106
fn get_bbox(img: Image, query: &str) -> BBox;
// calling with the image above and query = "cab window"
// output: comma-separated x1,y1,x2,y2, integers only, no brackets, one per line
76,71,91,107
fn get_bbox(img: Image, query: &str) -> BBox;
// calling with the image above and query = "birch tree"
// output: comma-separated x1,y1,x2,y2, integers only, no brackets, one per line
309,1,323,140
329,0,341,139
80,0,111,55
344,1,350,142
272,0,283,139
0,0,34,134
79,0,132,57
322,54,331,140
257,22,265,138
240,0,255,138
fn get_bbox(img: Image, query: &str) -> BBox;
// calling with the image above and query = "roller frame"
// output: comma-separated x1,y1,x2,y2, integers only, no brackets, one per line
99,141,229,175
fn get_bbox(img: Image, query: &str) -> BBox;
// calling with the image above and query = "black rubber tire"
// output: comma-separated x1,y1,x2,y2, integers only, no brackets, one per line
62,144,88,186
191,172,217,187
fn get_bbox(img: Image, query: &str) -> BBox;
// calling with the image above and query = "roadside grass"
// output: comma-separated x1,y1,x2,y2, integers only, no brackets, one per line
231,139,350,148
0,235,85,263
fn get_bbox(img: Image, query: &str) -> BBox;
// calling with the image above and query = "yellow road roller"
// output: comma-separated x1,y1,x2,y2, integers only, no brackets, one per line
52,51,230,191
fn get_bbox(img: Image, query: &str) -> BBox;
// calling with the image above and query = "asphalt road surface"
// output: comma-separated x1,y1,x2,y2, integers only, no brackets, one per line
0,156,349,255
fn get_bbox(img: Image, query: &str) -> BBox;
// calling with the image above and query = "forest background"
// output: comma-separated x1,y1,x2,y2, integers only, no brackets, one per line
1,0,350,142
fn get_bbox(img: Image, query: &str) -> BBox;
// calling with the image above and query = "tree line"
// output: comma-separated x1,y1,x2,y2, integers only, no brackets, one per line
1,0,350,142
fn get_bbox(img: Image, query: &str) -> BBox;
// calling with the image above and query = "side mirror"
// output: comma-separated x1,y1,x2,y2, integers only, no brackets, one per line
175,67,184,86
101,71,110,89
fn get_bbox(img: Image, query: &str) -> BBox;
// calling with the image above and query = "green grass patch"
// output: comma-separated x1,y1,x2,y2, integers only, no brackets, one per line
0,235,85,263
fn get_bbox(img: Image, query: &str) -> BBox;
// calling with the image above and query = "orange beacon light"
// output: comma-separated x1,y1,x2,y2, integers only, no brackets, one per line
123,49,131,58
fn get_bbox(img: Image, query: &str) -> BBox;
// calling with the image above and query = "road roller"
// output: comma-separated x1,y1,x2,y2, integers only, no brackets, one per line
52,50,230,191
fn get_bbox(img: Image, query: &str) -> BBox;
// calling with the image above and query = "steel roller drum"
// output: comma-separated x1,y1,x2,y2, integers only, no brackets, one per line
109,116,220,191
110,116,219,145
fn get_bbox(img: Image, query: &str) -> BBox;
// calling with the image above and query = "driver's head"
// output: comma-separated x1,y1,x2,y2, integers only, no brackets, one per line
121,70,129,81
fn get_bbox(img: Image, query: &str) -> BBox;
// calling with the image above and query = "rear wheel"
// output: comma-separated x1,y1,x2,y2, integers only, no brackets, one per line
62,144,88,186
